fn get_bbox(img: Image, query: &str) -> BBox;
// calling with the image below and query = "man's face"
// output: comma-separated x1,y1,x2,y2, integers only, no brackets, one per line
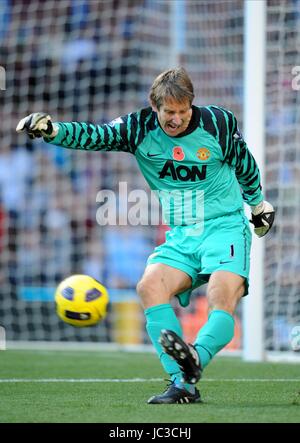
152,97,193,137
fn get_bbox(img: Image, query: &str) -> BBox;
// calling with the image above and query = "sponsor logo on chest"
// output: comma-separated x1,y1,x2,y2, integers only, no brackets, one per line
157,146,210,182
159,160,207,181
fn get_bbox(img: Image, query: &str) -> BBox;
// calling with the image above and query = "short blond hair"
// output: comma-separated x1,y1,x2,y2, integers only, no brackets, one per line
149,67,195,109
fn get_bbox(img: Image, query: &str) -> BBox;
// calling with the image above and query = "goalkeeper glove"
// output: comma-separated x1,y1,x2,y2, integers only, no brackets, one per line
250,200,275,237
16,112,58,139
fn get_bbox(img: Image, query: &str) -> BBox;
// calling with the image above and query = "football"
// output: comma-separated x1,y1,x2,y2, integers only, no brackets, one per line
55,274,109,327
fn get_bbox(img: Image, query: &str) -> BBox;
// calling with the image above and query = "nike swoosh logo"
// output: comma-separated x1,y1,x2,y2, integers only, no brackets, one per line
219,260,233,264
147,153,160,157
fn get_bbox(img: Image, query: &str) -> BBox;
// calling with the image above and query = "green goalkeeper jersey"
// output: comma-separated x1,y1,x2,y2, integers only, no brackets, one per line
46,105,263,226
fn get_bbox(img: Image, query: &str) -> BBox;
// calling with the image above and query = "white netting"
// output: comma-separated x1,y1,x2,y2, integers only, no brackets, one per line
264,0,300,351
0,0,174,342
0,1,298,352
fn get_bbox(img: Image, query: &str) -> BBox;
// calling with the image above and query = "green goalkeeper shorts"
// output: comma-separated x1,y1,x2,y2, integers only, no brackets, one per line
147,210,252,307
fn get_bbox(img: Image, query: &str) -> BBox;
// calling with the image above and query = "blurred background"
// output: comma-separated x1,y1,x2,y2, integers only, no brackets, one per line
0,0,299,353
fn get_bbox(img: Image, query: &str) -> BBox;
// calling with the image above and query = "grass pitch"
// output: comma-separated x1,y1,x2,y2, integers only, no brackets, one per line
0,349,299,423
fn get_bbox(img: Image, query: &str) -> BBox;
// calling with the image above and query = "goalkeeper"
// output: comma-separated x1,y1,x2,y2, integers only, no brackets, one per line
17,67,275,404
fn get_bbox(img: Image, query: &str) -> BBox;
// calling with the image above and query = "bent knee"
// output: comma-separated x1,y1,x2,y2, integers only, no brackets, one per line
136,278,154,298
207,283,245,314
136,277,170,309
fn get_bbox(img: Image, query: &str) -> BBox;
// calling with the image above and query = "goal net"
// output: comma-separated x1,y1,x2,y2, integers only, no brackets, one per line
264,0,300,353
0,0,299,355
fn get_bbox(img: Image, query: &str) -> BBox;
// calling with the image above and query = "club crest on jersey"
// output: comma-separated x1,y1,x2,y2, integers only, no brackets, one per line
197,147,210,161
172,146,185,161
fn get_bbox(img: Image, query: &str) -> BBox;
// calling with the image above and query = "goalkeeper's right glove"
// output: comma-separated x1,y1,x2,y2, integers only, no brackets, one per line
16,112,58,139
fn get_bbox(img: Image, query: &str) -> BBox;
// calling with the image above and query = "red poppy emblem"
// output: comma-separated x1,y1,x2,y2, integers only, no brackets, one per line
173,146,185,161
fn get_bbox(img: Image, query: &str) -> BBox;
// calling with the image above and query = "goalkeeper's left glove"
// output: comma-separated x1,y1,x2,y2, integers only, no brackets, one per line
250,200,275,237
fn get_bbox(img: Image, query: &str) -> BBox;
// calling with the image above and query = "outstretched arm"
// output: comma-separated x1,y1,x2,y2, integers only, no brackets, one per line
16,111,150,154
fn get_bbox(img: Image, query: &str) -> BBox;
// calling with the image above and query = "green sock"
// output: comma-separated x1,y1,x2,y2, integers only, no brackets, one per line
194,309,235,368
171,374,195,393
145,303,195,393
